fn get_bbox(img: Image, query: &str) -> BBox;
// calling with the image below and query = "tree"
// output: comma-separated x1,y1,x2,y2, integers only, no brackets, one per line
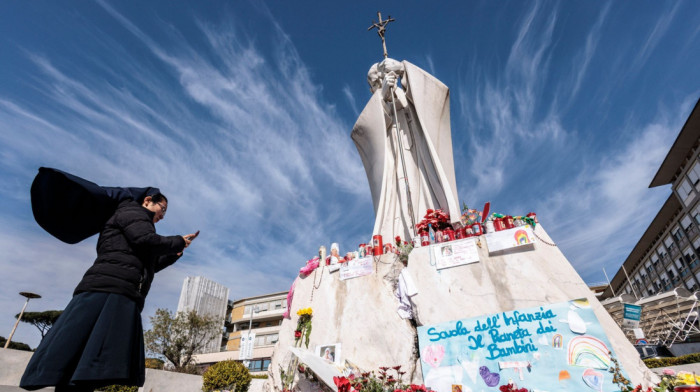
0,335,32,351
144,308,221,374
145,357,165,370
16,310,63,340
202,360,251,392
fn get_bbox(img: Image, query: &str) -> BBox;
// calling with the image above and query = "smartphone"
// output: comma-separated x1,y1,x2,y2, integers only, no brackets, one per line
187,230,200,241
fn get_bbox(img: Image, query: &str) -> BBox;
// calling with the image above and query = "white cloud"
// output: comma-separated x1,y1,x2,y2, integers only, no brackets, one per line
536,100,695,282
342,84,359,118
630,2,681,76
457,3,565,202
569,3,610,98
0,3,369,348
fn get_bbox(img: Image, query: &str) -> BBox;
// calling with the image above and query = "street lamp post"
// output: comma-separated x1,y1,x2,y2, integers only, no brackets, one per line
242,305,259,368
4,292,41,349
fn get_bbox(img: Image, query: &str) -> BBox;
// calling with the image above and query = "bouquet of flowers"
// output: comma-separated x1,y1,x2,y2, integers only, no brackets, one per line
294,307,313,348
460,208,482,227
415,209,451,233
395,236,414,264
333,365,428,392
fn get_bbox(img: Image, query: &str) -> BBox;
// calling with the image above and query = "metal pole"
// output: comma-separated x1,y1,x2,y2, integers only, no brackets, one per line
243,305,257,368
4,298,30,349
388,85,416,238
622,265,640,300
603,267,617,297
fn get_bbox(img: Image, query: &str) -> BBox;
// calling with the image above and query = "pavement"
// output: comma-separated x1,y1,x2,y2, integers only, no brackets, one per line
650,362,700,375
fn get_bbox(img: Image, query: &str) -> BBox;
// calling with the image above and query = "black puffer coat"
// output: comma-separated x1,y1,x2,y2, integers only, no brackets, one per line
74,199,186,310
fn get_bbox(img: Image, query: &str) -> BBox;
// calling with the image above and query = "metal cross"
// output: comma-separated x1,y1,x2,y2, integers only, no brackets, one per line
367,12,395,58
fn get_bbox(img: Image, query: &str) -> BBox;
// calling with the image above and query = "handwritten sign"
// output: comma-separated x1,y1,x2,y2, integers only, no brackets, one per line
417,299,626,392
484,226,535,254
431,238,480,270
339,257,373,280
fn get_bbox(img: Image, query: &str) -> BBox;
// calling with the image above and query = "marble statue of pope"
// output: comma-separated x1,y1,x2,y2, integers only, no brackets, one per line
352,58,460,241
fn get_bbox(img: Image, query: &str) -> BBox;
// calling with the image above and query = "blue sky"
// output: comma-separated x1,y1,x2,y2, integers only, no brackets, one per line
1,1,698,348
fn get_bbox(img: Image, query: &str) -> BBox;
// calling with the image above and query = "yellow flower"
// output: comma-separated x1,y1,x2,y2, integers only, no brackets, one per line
675,371,700,385
296,307,313,316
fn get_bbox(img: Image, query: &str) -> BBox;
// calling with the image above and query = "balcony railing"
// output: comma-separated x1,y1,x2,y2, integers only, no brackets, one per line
688,225,700,239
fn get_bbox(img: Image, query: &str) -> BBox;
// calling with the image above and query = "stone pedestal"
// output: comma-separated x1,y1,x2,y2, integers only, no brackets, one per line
265,225,657,391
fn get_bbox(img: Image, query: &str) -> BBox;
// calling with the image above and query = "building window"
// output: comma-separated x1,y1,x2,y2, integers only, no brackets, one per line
687,251,699,269
673,227,684,241
682,216,693,230
688,160,700,188
656,247,667,260
247,358,272,372
664,236,674,248
678,178,695,205
254,333,279,346
238,322,260,331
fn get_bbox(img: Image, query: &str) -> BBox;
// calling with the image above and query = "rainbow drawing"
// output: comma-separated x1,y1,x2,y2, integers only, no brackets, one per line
514,229,531,245
567,335,611,369
552,334,563,349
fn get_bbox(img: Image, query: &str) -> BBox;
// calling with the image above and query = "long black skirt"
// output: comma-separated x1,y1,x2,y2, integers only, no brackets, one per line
20,292,145,390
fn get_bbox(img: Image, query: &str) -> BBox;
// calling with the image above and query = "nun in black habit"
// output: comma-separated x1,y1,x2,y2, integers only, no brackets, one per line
20,168,198,392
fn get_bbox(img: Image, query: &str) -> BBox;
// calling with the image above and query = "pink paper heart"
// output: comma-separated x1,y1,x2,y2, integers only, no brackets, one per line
422,344,445,368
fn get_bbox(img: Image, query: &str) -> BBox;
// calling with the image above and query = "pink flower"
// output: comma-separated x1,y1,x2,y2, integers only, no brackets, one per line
662,368,676,376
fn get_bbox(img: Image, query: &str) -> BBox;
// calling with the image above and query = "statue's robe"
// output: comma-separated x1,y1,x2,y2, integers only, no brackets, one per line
352,61,460,241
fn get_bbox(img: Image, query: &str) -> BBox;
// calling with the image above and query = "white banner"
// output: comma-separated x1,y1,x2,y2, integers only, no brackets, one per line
339,257,374,280
239,331,256,360
484,226,536,253
431,238,480,270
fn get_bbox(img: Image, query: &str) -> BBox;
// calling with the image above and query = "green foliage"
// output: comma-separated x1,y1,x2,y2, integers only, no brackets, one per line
250,374,268,379
202,360,251,392
279,360,298,392
100,385,138,392
16,310,63,340
144,308,221,374
0,336,32,351
644,352,700,368
145,357,165,369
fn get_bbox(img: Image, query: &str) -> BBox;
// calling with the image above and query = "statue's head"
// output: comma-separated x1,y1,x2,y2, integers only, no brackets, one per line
379,58,404,77
367,63,382,93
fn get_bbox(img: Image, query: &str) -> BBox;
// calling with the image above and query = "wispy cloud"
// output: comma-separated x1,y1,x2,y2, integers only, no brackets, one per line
569,3,610,98
0,3,369,347
457,2,564,202
453,1,694,286
538,100,693,282
629,2,681,76
342,84,359,118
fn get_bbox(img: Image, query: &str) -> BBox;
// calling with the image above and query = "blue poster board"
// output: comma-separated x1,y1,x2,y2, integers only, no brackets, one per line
417,298,627,392
622,304,642,329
